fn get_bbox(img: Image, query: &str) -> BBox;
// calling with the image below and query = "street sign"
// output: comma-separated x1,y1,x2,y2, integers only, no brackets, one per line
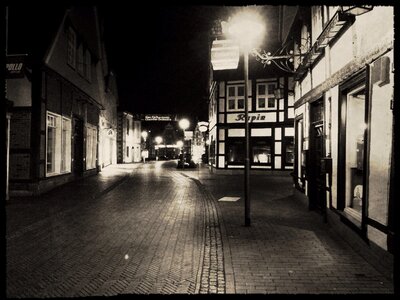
211,39,240,71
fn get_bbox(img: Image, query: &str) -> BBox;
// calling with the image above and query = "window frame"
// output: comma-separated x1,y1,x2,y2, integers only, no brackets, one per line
226,84,246,112
256,82,277,111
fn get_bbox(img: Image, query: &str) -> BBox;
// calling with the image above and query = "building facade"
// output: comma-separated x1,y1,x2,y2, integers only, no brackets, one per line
207,75,295,171
6,6,117,196
117,111,142,163
283,6,394,276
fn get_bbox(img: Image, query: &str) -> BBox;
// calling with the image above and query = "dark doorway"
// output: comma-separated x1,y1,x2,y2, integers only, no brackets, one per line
308,98,326,216
73,117,84,175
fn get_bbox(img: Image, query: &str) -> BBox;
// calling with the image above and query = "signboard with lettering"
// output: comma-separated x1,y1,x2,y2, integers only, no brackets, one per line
6,55,27,78
227,112,277,123
143,114,175,121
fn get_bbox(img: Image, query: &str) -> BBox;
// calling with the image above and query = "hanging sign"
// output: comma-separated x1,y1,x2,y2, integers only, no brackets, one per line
211,39,239,71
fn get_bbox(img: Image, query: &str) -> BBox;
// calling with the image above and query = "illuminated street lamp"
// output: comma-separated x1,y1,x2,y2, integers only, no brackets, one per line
179,118,190,169
226,9,265,226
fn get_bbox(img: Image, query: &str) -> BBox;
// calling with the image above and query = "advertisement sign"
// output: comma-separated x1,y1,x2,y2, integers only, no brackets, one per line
143,114,175,121
6,54,27,78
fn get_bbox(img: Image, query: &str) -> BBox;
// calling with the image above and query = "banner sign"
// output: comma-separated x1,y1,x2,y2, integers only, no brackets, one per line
143,114,175,122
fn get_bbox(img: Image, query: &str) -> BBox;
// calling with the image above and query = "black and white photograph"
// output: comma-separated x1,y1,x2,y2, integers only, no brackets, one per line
4,2,398,296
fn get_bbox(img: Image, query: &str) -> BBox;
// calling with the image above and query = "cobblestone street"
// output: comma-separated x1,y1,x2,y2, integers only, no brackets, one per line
6,161,394,296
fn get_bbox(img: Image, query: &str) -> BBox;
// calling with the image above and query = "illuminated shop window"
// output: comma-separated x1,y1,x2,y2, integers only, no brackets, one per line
86,124,98,170
46,112,71,176
344,86,366,218
252,139,272,164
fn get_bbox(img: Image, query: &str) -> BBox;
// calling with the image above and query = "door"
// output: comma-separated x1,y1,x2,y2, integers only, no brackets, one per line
308,98,326,216
73,117,84,175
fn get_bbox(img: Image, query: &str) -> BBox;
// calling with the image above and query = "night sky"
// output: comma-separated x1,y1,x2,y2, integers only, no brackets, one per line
101,5,226,123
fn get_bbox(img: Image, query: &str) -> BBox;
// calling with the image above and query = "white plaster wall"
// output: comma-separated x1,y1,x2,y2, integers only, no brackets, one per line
330,26,354,74
312,55,326,87
330,86,339,209
355,7,394,60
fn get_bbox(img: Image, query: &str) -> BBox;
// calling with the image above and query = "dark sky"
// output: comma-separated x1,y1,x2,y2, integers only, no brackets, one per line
101,5,226,123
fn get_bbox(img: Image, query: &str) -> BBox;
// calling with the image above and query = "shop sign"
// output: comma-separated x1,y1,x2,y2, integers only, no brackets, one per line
227,112,276,123
6,54,27,78
143,114,174,121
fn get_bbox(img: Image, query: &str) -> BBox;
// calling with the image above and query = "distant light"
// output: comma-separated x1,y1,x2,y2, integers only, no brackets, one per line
125,254,129,260
179,118,190,130
141,131,148,139
155,136,163,144
177,140,184,148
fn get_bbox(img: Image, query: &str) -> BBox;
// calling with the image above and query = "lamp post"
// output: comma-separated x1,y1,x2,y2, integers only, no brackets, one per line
179,118,190,169
227,9,265,226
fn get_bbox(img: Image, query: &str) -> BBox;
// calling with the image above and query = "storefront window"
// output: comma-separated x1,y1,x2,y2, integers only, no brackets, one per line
46,112,71,176
252,139,272,164
285,137,294,165
253,145,271,163
344,86,366,218
228,140,245,163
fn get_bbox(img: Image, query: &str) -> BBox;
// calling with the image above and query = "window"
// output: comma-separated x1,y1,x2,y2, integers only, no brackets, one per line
67,27,76,68
227,139,245,163
85,49,91,81
46,112,71,176
257,82,277,110
252,139,272,164
77,44,84,75
284,137,294,165
343,86,366,219
126,119,130,135
227,84,246,111
86,124,97,170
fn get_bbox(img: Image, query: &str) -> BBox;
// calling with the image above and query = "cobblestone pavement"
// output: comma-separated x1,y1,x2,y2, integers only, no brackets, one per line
6,161,394,296
185,169,394,294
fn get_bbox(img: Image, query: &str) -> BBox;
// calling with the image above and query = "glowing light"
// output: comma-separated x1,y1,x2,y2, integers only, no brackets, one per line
141,131,148,140
125,254,129,260
227,10,265,50
177,140,183,148
179,118,190,130
155,136,163,144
